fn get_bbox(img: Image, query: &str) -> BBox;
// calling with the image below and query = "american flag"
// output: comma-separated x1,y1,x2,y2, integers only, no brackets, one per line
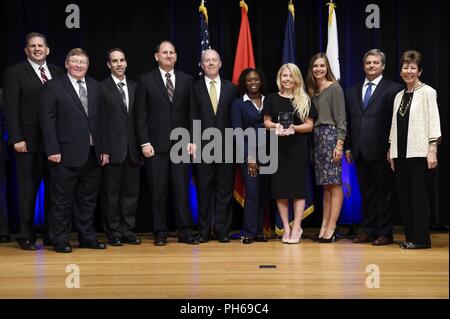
199,0,211,76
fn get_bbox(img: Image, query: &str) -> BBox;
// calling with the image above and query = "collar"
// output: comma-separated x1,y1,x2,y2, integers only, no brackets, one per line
364,74,383,87
159,67,175,79
111,74,127,86
28,59,48,72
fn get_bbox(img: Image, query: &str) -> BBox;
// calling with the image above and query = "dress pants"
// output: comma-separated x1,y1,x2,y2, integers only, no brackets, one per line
240,163,269,238
14,152,49,241
355,154,395,239
144,152,193,239
101,155,140,239
49,148,101,244
394,157,431,244
195,162,234,238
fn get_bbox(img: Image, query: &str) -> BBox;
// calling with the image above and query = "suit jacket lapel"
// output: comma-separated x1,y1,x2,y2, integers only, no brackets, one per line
106,77,128,115
62,74,87,116
200,79,215,116
365,77,385,110
127,82,136,114
152,70,171,105
24,61,44,86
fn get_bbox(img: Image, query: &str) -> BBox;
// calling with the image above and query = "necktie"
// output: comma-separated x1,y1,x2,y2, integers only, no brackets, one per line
165,73,174,103
117,82,127,109
77,80,88,115
209,80,218,114
39,66,49,84
363,82,373,109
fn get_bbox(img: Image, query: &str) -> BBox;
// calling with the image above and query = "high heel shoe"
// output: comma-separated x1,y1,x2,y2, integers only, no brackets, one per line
288,228,303,244
311,225,327,242
281,229,291,244
318,229,337,243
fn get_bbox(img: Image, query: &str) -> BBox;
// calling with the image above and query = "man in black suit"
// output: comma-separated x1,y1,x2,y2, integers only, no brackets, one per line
345,49,403,246
192,49,237,243
135,40,198,246
100,49,141,246
40,48,109,253
0,88,11,243
3,32,63,250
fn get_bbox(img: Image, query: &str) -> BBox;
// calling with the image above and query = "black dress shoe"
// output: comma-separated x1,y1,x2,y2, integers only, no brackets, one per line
254,235,268,242
108,237,123,246
154,237,167,246
53,241,72,253
352,233,371,243
79,240,107,249
241,237,253,244
0,235,11,243
178,235,199,245
17,240,37,251
217,235,230,243
372,236,393,246
196,235,210,243
123,235,141,245
400,241,431,249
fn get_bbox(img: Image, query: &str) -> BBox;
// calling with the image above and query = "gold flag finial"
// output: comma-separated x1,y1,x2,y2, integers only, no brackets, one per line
240,0,248,13
327,0,337,26
288,1,295,20
199,0,209,24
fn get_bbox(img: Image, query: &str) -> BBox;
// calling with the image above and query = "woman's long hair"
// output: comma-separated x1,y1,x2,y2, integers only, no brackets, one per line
305,53,336,98
276,63,310,121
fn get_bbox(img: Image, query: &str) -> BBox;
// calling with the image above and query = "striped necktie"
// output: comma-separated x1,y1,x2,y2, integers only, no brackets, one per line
165,72,174,103
39,66,49,84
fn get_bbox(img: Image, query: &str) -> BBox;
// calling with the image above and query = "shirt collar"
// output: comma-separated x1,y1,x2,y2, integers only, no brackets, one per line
67,73,86,85
204,75,221,87
364,74,383,86
159,68,174,79
111,74,127,86
28,59,48,72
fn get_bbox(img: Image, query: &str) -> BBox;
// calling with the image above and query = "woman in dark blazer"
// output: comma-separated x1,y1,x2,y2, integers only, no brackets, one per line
231,68,269,244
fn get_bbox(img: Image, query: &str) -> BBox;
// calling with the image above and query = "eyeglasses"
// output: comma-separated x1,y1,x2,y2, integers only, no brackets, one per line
69,59,89,66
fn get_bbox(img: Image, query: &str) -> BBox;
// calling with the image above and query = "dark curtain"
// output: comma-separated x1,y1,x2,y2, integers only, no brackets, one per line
0,0,448,230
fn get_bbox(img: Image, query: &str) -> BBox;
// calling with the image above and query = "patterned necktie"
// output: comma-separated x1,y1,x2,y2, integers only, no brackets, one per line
209,80,218,114
363,82,373,109
39,66,49,84
117,82,127,109
165,72,174,103
77,80,88,115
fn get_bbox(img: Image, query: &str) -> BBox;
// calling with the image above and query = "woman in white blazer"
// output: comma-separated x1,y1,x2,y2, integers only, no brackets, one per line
388,50,441,249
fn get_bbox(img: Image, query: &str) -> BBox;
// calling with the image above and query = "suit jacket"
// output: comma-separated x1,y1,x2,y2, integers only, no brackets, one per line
101,76,139,164
135,69,193,153
345,77,403,162
3,61,63,152
192,77,237,157
39,74,108,167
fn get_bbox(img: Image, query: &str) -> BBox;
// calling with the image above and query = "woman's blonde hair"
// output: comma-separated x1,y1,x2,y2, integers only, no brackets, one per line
276,63,311,121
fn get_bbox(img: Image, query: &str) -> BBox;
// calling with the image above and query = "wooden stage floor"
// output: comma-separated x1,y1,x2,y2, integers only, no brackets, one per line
0,228,448,299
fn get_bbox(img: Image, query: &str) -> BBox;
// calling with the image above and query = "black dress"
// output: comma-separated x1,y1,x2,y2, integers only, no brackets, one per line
263,93,317,199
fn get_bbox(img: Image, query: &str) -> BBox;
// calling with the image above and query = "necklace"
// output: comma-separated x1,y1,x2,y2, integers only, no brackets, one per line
398,92,413,117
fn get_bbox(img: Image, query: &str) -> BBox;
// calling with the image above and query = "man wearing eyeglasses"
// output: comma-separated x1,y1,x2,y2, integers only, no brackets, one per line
40,48,110,253
3,32,63,250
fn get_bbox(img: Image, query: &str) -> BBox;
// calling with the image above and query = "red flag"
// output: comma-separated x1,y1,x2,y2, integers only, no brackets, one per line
232,0,255,207
232,1,255,85
232,1,271,236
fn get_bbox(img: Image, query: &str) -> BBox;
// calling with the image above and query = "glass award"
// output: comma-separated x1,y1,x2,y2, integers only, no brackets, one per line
278,112,293,129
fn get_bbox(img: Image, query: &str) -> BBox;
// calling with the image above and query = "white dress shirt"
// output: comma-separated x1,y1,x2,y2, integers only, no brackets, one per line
362,74,383,100
28,59,52,83
111,74,129,109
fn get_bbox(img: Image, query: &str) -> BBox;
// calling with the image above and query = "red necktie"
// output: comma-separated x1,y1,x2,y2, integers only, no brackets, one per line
39,66,49,84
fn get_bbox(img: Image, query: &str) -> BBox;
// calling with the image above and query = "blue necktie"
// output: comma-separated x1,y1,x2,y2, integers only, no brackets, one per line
363,82,373,109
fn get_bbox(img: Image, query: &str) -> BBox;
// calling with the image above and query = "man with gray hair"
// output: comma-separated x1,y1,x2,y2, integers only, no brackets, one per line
345,49,402,246
191,49,237,243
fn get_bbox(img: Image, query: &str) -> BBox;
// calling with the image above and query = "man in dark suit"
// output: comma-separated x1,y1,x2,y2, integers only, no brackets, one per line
40,48,109,253
3,32,63,250
192,49,237,243
0,88,11,243
100,49,141,246
345,49,403,246
135,40,198,246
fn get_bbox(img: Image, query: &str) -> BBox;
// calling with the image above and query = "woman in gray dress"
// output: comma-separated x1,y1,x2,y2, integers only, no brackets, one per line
306,53,346,243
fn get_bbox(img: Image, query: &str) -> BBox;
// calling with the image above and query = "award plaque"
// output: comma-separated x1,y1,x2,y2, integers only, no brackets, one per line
278,112,293,129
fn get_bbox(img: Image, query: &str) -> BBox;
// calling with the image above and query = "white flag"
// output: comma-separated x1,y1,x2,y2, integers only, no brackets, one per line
326,1,340,80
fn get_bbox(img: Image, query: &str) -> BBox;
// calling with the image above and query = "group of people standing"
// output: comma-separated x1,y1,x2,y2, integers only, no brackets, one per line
0,32,441,253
